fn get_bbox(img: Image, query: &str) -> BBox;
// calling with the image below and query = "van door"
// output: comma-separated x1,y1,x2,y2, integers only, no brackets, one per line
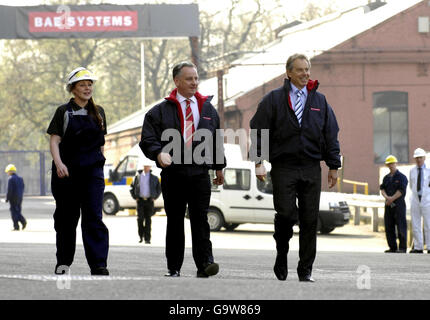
105,155,139,208
253,171,276,223
219,168,256,223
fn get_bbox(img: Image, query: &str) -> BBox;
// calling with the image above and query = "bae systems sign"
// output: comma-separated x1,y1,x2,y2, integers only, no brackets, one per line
0,4,199,39
29,11,138,33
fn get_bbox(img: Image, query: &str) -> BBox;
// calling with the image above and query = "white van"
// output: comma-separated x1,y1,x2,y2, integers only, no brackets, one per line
102,143,244,215
204,160,351,234
103,144,163,215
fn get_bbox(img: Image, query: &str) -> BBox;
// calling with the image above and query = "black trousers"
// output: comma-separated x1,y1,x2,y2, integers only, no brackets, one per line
271,165,321,277
9,201,26,230
137,198,153,241
51,165,109,269
384,204,407,251
161,169,213,272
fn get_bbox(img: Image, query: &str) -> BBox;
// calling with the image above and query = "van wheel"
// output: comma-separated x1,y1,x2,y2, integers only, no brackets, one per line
103,194,119,215
320,227,335,234
224,223,240,231
207,209,225,232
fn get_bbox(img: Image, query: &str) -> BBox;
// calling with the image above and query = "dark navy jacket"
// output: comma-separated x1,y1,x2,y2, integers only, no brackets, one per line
250,79,341,169
380,170,408,207
140,89,226,172
6,173,25,204
130,171,161,200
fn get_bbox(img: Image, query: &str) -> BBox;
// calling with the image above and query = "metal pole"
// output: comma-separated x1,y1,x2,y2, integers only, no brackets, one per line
40,151,46,196
141,41,145,110
217,69,225,129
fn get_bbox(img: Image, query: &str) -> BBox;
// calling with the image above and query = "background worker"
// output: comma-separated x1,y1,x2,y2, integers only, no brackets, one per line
47,67,110,276
130,159,161,244
5,164,26,231
380,155,408,253
409,148,430,254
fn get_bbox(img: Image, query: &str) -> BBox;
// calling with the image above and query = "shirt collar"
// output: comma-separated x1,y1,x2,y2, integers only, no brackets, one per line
70,98,88,110
290,83,308,96
176,92,197,105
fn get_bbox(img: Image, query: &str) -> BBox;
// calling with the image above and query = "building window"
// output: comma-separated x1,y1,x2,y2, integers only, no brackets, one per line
373,91,408,163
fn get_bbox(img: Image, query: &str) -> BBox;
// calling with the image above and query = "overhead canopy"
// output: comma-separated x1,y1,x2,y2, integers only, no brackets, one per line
0,4,200,39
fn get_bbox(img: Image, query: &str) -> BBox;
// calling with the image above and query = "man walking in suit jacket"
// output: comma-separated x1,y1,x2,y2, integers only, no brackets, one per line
130,159,161,244
140,62,226,278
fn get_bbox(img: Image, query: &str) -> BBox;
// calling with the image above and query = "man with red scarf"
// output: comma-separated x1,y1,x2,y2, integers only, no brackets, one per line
140,62,226,278
250,54,341,282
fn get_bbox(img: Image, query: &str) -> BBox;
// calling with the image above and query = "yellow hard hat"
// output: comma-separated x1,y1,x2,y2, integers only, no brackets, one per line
5,164,17,173
385,155,398,164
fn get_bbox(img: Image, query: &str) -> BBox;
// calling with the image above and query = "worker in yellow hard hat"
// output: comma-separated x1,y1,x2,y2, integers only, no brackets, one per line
5,164,27,231
380,155,408,253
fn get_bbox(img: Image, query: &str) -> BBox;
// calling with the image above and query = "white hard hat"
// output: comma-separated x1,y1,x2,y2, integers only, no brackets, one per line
413,148,426,158
67,67,97,85
138,158,155,169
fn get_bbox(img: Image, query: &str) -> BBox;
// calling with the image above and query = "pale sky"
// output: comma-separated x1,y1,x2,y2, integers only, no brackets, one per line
0,0,390,19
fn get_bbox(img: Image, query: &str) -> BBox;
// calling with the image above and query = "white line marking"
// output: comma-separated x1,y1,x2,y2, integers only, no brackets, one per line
0,274,157,281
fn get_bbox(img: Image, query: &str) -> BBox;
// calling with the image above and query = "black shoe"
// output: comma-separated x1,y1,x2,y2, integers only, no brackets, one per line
145,240,151,244
384,249,397,253
91,267,109,276
139,237,143,243
273,254,288,281
22,221,27,230
299,274,315,282
409,249,423,253
396,249,406,253
11,228,19,231
197,262,219,278
165,270,180,277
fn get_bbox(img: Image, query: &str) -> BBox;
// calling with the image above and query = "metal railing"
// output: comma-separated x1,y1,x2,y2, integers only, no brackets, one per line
338,178,369,195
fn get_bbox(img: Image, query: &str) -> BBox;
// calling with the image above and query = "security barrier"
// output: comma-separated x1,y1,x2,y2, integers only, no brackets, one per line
0,150,52,196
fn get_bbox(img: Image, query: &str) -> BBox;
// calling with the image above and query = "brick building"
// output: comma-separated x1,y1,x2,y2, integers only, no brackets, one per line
105,0,429,194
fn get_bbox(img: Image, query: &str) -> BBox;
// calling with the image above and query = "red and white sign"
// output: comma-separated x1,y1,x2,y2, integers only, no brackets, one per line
29,11,138,33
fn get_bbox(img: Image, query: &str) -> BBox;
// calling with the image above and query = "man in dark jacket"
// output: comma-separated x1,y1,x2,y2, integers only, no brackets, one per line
250,53,341,282
130,160,161,244
5,164,27,231
140,61,226,278
380,155,408,253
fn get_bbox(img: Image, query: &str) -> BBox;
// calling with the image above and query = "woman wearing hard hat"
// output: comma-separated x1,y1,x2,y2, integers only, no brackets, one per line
47,67,110,275
380,155,408,253
5,164,26,231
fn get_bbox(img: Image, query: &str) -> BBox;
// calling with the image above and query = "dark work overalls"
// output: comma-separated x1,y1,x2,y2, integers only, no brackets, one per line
51,104,109,270
380,170,408,251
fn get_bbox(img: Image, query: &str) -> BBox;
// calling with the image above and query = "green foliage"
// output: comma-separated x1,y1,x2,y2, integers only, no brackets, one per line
0,0,331,151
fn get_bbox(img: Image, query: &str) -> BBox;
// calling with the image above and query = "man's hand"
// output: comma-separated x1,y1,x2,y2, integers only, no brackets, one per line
157,152,172,168
328,169,338,189
385,197,394,206
56,162,69,178
213,170,224,185
255,163,267,182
